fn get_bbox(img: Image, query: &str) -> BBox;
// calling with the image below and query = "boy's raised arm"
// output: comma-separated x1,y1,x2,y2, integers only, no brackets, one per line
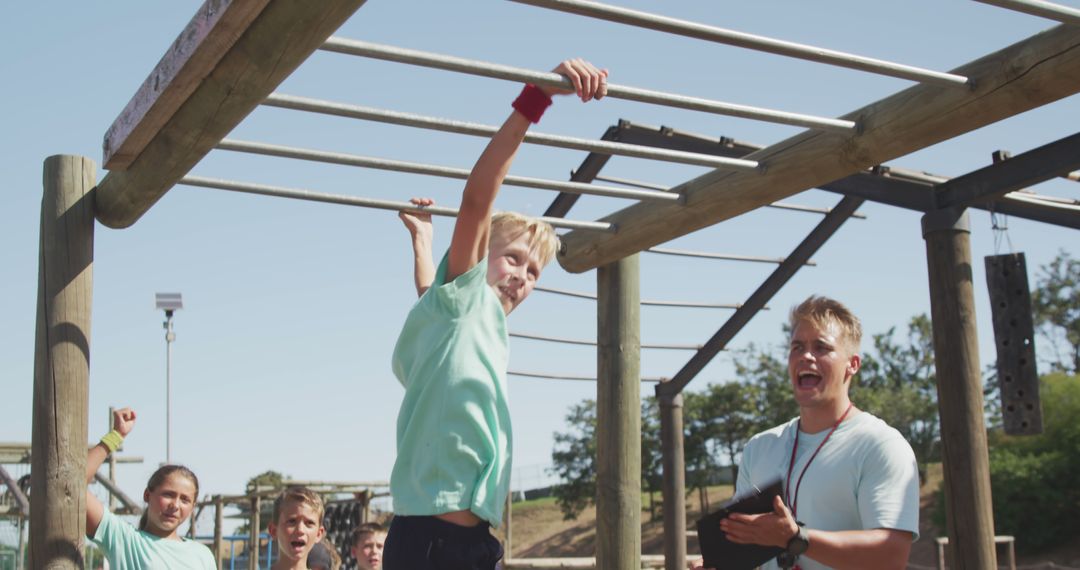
399,197,437,297
445,59,608,283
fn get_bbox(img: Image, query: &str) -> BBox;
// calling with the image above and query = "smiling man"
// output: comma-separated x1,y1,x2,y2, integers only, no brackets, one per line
711,296,920,570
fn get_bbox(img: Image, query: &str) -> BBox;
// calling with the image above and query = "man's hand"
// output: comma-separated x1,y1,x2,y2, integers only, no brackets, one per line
540,58,608,101
720,495,799,548
112,407,136,437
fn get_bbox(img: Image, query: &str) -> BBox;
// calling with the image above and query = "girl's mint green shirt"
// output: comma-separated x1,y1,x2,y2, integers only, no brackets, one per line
91,510,216,569
390,252,512,526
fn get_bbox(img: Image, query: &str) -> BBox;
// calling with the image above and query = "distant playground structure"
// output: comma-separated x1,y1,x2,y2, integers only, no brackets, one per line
18,1,1080,569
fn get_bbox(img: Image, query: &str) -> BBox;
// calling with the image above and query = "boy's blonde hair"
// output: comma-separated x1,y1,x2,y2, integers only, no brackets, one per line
351,522,386,545
272,485,325,524
789,295,862,351
491,211,560,268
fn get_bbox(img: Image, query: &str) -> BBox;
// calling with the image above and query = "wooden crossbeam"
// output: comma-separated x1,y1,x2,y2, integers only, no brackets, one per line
95,0,368,229
557,24,1080,273
102,0,273,170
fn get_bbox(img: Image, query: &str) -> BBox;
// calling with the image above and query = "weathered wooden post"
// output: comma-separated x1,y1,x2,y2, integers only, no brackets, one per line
922,208,997,570
596,254,641,570
658,389,687,570
30,155,96,569
214,495,224,570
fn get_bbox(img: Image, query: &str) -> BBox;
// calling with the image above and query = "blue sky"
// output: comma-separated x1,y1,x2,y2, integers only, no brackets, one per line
2,0,1078,531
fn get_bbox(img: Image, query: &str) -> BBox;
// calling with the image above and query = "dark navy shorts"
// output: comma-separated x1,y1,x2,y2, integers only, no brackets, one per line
383,515,504,570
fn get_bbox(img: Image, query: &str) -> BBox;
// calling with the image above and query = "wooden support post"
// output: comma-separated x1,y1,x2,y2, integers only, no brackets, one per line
922,209,997,570
596,254,641,570
249,496,261,570
214,495,224,570
30,155,96,569
658,390,686,570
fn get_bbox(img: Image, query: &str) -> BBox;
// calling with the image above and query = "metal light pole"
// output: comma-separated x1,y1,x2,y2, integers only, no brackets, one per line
155,293,183,464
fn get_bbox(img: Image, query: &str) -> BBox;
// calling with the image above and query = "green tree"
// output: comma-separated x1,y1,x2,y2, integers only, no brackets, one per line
236,470,286,534
683,392,722,512
1031,251,1080,373
550,400,597,520
938,373,1080,552
550,394,721,520
855,314,940,474
699,381,758,484
733,343,797,431
641,396,664,521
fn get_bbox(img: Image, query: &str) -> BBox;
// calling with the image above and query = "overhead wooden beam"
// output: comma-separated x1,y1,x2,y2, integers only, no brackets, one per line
557,24,1080,273
95,0,368,228
934,131,1080,208
607,122,1080,228
102,0,273,170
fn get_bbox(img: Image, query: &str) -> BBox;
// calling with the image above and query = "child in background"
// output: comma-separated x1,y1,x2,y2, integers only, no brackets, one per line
267,486,326,570
86,407,216,569
350,522,386,570
386,58,608,570
306,537,342,570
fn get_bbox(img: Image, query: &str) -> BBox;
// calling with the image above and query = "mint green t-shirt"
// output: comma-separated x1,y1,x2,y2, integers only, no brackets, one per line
390,252,512,526
91,510,216,569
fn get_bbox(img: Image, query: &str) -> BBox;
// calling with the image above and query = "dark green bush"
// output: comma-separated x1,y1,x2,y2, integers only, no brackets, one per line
933,374,1080,553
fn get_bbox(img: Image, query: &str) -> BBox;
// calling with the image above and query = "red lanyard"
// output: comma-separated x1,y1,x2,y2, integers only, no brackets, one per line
785,402,853,519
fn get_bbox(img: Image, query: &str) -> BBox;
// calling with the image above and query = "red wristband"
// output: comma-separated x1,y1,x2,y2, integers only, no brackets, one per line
512,84,553,124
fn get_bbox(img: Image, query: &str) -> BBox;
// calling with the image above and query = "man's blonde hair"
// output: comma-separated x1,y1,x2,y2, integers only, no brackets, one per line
490,211,560,268
272,485,325,525
789,295,862,351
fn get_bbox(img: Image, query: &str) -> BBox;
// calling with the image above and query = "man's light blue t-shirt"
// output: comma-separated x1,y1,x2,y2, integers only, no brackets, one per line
390,252,512,526
736,411,920,570
91,510,216,569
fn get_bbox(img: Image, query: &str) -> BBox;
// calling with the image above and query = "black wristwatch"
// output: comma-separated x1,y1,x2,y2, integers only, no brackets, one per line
785,521,809,556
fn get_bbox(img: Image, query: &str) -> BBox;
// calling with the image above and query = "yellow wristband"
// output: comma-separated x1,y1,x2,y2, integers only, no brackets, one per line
100,430,124,454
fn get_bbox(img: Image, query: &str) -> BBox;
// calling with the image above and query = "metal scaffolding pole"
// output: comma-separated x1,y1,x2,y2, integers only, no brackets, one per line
178,176,614,232
589,170,868,218
216,139,680,202
320,37,857,133
645,246,815,266
974,0,1080,25
508,370,662,382
510,330,702,351
508,0,971,87
263,94,759,171
534,284,743,309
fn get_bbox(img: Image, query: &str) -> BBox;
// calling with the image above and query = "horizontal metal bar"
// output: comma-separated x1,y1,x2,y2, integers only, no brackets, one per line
263,93,759,171
510,330,703,350
589,169,868,218
216,139,678,202
178,175,615,231
508,0,970,88
534,284,744,309
645,246,815,266
974,0,1080,25
509,369,664,382
320,37,857,133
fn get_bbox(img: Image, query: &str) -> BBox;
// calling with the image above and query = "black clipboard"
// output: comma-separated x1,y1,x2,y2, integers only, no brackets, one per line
695,479,785,570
